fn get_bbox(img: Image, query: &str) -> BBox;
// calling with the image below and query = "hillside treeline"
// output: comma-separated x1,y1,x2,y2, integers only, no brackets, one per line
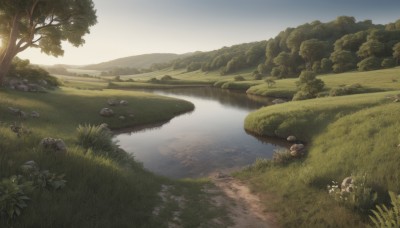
165,16,400,77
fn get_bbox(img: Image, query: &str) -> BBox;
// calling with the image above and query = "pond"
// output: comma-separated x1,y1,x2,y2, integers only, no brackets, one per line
114,87,289,179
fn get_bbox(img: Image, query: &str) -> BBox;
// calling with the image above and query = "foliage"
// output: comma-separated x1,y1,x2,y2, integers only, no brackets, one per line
293,71,325,100
370,191,400,227
265,77,276,88
233,75,245,81
0,176,32,220
357,56,381,71
381,58,397,68
272,148,293,165
0,0,97,82
327,174,377,213
76,124,117,154
329,83,364,96
161,75,174,81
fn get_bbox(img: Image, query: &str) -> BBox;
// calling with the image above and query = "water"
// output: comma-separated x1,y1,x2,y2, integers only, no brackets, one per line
114,87,289,178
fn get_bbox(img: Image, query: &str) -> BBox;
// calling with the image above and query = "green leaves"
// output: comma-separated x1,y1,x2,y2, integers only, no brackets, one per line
370,191,400,227
0,175,32,220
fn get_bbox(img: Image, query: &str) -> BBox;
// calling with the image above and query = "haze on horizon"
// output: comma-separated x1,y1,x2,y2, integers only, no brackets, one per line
18,0,400,66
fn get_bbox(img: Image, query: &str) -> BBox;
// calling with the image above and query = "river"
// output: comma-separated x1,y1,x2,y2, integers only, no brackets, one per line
114,87,288,178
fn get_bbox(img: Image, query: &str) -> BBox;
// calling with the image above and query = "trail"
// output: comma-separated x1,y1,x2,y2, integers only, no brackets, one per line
206,172,278,228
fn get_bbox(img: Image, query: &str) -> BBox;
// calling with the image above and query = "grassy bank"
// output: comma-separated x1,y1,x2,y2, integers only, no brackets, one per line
0,87,230,227
240,91,400,227
246,67,400,98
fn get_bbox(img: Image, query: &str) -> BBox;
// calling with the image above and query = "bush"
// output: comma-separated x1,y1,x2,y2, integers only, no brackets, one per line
147,77,160,83
161,75,174,81
0,176,32,220
264,77,276,88
234,75,245,81
370,191,400,227
381,58,397,68
327,173,377,213
76,124,117,153
293,71,325,101
272,148,293,165
329,84,364,96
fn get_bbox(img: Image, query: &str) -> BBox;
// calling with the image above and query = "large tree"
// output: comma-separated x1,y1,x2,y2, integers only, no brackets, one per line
0,0,97,85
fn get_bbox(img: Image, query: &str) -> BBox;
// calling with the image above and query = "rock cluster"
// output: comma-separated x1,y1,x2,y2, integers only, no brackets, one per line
8,107,40,119
40,137,67,152
7,79,47,92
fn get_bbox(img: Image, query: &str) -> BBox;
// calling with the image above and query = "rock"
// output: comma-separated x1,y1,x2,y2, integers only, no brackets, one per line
15,84,29,92
107,99,119,106
272,98,287,104
119,115,126,120
99,108,114,117
394,99,399,103
341,177,354,193
287,135,297,142
30,111,40,118
289,143,305,157
120,100,128,105
99,123,109,130
20,160,39,172
8,107,20,114
128,114,135,118
40,137,67,152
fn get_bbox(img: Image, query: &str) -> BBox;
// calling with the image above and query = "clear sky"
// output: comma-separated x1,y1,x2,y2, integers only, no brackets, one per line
18,0,400,65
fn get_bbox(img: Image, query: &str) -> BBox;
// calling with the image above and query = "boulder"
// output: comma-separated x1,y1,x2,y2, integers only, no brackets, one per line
120,100,128,105
287,135,297,142
341,177,354,193
99,108,114,117
30,111,40,118
289,143,305,157
40,138,67,152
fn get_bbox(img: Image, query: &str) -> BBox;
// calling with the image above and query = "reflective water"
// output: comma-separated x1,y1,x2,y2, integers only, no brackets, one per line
114,87,288,178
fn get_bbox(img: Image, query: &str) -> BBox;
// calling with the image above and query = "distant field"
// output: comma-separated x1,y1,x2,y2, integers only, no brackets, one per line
67,68,102,76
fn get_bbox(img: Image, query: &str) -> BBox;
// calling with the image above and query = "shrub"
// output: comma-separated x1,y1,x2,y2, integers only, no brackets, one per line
381,58,397,68
0,176,32,220
264,77,276,88
329,84,364,97
370,191,400,227
272,148,293,165
234,75,245,81
327,173,377,213
76,124,117,153
293,71,325,101
161,75,174,81
147,77,160,83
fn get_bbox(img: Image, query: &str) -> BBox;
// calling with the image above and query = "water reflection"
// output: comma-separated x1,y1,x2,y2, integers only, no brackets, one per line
115,87,286,178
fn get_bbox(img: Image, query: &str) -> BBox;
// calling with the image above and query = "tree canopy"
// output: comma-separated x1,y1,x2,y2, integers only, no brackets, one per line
0,0,97,84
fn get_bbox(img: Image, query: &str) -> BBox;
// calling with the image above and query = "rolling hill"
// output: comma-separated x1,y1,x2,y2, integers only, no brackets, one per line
82,53,188,70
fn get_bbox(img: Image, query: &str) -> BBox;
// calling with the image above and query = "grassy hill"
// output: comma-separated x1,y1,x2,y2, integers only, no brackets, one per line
82,53,186,70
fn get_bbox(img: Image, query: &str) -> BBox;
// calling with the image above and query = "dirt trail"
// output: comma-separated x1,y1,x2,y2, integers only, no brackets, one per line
206,172,278,228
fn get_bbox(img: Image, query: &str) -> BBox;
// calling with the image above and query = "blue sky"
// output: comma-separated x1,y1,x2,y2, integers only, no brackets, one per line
19,0,400,65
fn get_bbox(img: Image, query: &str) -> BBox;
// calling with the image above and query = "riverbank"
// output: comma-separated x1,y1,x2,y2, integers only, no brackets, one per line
240,90,400,227
0,86,224,227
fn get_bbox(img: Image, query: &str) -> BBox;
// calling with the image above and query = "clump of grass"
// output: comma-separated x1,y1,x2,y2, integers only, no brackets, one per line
76,124,116,153
272,148,293,165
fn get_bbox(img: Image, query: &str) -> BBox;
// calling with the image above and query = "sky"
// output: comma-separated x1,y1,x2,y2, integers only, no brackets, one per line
18,0,400,66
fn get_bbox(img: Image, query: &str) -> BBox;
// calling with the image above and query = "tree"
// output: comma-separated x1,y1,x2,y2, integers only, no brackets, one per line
0,0,97,85
393,42,400,64
357,40,385,58
357,56,381,71
299,39,328,69
330,50,358,73
293,71,324,100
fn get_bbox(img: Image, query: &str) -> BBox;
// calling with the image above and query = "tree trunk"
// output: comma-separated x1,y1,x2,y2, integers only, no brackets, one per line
0,14,21,86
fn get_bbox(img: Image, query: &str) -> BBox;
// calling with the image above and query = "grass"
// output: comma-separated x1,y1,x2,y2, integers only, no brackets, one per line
247,67,400,98
239,90,400,227
0,86,226,227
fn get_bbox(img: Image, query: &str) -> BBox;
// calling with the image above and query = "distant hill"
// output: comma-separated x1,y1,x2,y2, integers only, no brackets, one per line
82,53,186,70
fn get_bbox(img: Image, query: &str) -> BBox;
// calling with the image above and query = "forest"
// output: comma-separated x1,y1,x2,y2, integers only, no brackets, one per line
159,16,400,77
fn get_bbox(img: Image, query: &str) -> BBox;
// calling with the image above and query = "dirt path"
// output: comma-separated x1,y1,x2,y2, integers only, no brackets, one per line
206,172,278,228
